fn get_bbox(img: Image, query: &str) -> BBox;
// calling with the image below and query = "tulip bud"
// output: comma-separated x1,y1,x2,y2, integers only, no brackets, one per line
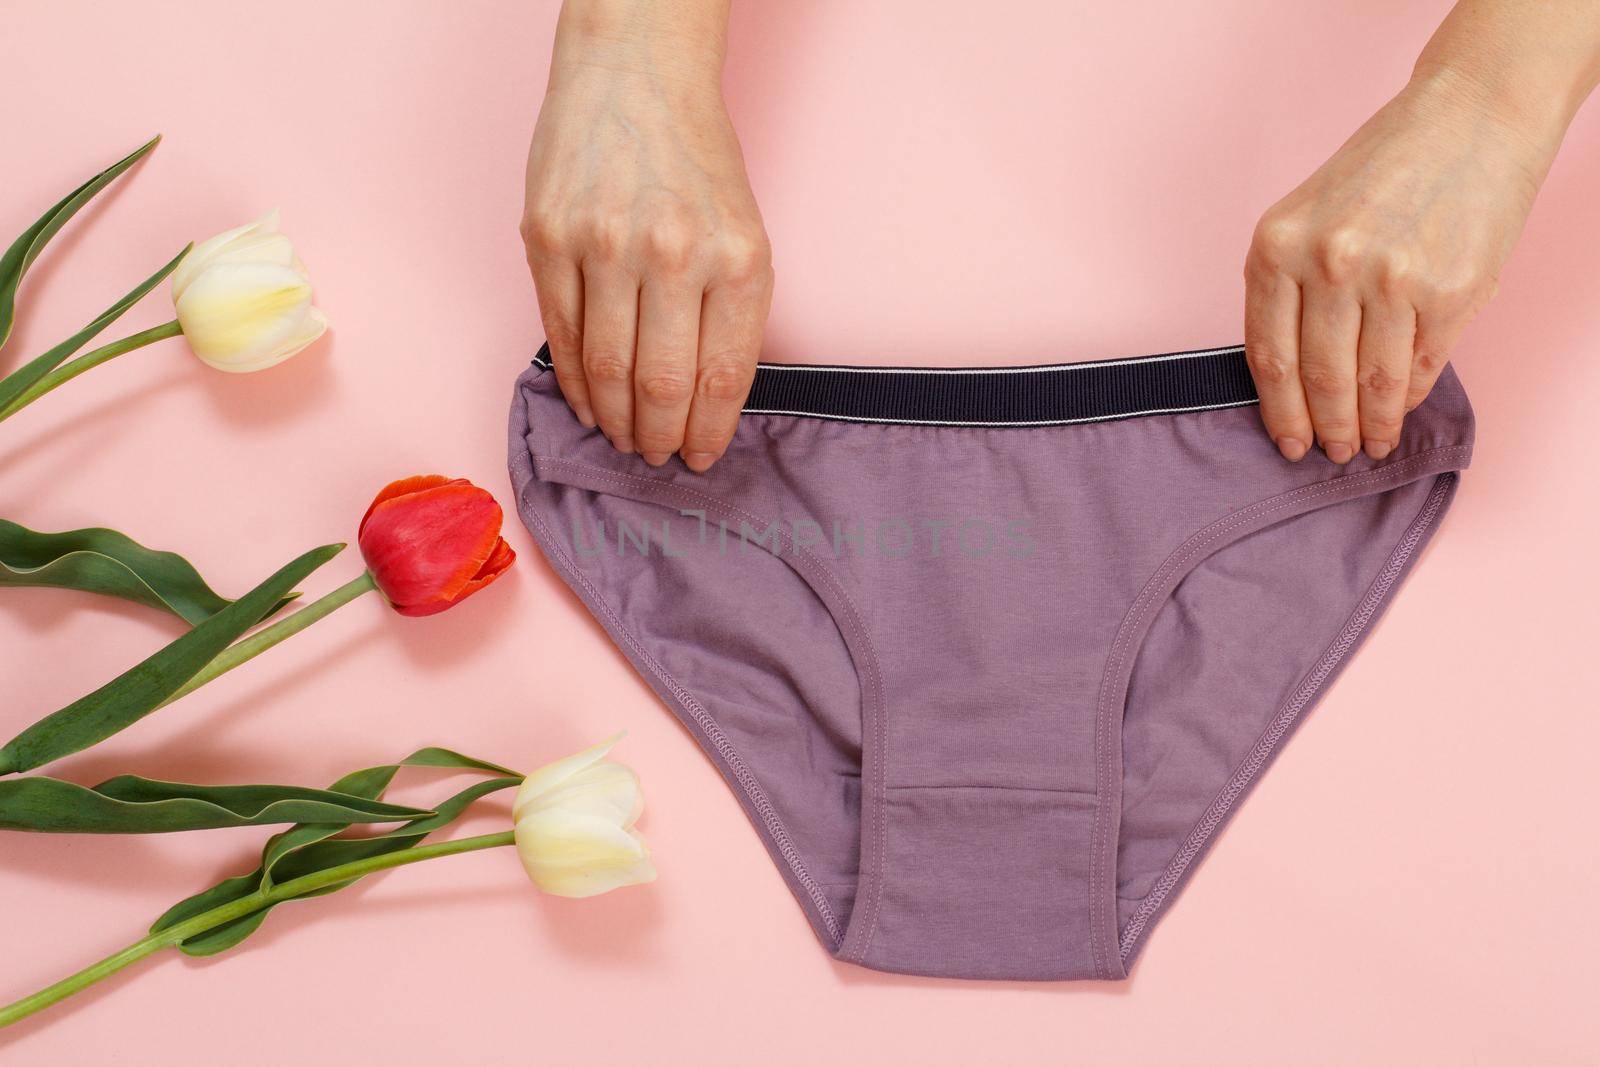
171,210,328,373
512,734,657,898
358,475,515,616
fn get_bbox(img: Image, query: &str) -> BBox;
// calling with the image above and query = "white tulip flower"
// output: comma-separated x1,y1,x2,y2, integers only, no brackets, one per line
171,210,328,373
512,734,657,898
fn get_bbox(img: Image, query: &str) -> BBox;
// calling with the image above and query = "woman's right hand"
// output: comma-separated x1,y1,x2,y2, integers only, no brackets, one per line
1243,68,1553,463
522,0,772,473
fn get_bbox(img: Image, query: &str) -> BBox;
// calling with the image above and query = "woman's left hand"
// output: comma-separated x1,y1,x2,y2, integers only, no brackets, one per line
1243,69,1557,463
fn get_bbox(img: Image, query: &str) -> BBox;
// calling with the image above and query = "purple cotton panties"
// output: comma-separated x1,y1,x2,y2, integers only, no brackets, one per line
507,343,1473,981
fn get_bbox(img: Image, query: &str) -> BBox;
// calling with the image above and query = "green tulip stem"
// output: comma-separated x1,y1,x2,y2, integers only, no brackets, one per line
0,829,516,1029
0,319,182,421
158,570,378,709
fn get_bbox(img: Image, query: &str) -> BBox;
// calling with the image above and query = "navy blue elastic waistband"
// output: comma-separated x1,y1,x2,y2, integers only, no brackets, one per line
531,342,1259,427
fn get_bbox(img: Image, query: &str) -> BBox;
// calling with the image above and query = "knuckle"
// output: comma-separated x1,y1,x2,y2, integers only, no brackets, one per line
1356,364,1406,398
637,371,694,405
1312,228,1367,286
634,428,684,452
584,215,632,261
1361,417,1402,443
1246,347,1296,386
684,416,730,445
1260,412,1310,441
520,209,566,253
1426,273,1491,315
552,368,588,395
1249,213,1302,272
1315,420,1357,441
683,435,727,456
697,361,752,402
1412,345,1447,377
1300,364,1354,399
643,219,695,272
582,351,633,384
541,317,582,357
715,229,772,282
1372,253,1418,300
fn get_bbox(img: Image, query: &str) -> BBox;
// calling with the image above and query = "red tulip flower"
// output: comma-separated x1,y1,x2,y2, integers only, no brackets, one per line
358,475,516,616
0,473,521,784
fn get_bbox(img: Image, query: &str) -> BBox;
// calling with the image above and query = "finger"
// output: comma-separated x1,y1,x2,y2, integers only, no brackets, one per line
1298,281,1362,464
1355,297,1416,460
1403,310,1467,414
1244,268,1313,461
681,275,769,473
633,279,701,465
580,263,640,453
528,255,592,427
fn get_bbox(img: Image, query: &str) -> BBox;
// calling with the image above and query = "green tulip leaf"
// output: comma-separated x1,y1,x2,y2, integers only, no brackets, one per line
0,242,189,419
0,136,160,356
0,775,432,833
151,748,522,956
367,747,520,778
0,519,296,625
0,542,344,776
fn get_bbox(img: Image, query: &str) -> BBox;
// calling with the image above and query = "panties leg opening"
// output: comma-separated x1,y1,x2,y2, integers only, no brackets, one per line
511,450,888,957
1093,451,1468,977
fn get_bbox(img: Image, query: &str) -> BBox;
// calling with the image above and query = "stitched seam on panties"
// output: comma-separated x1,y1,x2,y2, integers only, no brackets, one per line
739,399,1259,428
534,455,889,960
1116,471,1455,960
519,471,847,946
1088,447,1467,975
884,783,1098,798
1086,446,1470,978
539,456,890,960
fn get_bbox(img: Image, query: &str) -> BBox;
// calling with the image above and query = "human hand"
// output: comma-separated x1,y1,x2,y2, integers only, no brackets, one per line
1243,70,1558,462
522,1,772,473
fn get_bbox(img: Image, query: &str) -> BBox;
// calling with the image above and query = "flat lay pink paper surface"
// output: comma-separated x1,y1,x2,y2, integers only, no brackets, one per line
3,1,1598,1062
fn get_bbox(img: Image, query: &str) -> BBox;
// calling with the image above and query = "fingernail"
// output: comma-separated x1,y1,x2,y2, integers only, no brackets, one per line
612,436,635,455
641,451,671,467
1324,442,1355,464
1364,439,1393,461
682,451,719,473
1275,436,1308,462
576,408,596,429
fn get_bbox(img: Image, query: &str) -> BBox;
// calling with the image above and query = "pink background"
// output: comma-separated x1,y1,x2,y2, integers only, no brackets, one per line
3,1,1598,1062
